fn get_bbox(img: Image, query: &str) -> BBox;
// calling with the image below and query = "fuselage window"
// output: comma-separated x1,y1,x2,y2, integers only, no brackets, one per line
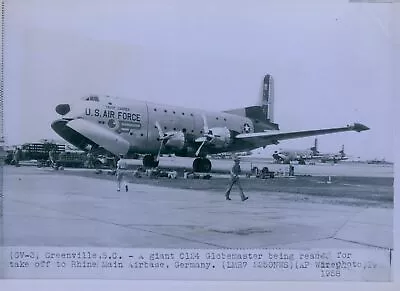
224,118,227,121
200,130,203,134
190,113,193,116
173,111,176,114
182,128,187,133
164,126,167,130
130,132,133,135
154,108,157,112
164,109,167,113
173,128,177,131
140,133,144,136
216,117,219,120
182,112,185,115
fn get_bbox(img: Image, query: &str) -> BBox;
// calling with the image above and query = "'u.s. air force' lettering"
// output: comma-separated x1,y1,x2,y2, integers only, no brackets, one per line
85,108,141,122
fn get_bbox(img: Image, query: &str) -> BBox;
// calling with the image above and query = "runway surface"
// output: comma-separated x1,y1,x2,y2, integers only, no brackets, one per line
1,163,393,250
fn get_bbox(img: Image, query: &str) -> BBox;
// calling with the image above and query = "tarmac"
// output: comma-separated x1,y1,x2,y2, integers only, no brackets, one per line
113,156,394,178
1,163,393,250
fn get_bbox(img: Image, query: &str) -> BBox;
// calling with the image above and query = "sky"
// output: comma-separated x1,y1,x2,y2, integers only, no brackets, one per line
3,0,395,161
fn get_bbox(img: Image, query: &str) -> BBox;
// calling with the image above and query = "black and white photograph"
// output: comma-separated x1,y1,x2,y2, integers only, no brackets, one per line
0,0,396,284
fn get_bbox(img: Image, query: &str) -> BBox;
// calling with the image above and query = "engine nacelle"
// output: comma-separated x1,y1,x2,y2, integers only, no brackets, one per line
208,127,232,149
164,131,186,150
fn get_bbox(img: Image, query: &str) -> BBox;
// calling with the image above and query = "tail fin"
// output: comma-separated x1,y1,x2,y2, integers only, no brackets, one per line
339,145,345,157
224,74,279,131
261,74,275,123
310,138,319,155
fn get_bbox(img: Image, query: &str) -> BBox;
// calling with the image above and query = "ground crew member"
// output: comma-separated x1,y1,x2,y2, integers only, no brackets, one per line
87,152,95,169
289,165,295,176
12,147,21,166
49,148,57,168
225,156,248,201
116,154,129,192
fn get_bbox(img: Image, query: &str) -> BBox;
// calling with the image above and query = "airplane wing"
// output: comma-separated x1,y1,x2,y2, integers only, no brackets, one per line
235,123,369,147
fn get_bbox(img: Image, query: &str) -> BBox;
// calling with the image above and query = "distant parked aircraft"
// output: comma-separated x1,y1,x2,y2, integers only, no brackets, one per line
273,138,348,164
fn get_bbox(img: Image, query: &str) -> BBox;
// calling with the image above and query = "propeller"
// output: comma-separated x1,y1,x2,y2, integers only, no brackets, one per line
195,139,207,157
155,121,175,162
194,114,220,157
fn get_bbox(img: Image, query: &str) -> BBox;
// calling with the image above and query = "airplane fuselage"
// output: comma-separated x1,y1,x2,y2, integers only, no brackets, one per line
52,75,369,172
52,96,256,157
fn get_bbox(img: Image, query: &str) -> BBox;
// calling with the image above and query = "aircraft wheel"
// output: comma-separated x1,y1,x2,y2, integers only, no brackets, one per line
192,158,201,172
152,160,159,168
193,158,212,173
201,158,212,173
143,155,157,168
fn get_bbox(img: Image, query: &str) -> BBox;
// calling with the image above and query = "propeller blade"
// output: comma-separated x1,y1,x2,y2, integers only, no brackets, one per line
156,140,165,162
195,140,207,157
155,121,175,140
155,121,164,138
201,114,209,134
195,136,207,142
195,114,218,156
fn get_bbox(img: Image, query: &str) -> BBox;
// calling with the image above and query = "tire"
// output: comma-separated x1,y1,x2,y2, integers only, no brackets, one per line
192,158,201,172
143,155,158,168
143,155,153,167
152,160,159,168
201,158,212,173
192,158,212,173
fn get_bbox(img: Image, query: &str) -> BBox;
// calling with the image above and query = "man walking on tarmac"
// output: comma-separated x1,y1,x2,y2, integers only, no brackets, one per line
116,154,129,192
225,155,248,201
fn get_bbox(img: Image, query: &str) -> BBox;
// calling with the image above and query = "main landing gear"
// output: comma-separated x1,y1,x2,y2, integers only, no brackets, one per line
192,158,212,173
143,154,159,168
142,155,212,173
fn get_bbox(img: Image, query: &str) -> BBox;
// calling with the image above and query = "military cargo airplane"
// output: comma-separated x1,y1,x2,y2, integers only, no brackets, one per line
319,144,348,163
51,75,369,172
272,138,348,164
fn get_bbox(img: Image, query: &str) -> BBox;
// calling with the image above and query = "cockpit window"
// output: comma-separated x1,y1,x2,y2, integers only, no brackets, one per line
82,95,100,102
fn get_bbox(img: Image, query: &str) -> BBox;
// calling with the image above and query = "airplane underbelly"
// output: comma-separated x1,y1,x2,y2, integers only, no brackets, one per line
53,118,130,155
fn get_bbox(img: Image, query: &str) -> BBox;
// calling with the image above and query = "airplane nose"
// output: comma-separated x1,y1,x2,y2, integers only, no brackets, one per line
55,104,70,115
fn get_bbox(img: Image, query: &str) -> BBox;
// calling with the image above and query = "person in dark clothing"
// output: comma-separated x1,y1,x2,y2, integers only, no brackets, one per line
225,156,248,201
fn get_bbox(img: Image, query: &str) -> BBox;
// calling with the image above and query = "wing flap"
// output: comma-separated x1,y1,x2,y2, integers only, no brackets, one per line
235,123,369,144
66,119,130,155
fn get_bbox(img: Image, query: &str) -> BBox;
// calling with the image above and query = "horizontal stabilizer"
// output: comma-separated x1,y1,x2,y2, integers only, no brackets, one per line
352,123,370,132
66,119,130,156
